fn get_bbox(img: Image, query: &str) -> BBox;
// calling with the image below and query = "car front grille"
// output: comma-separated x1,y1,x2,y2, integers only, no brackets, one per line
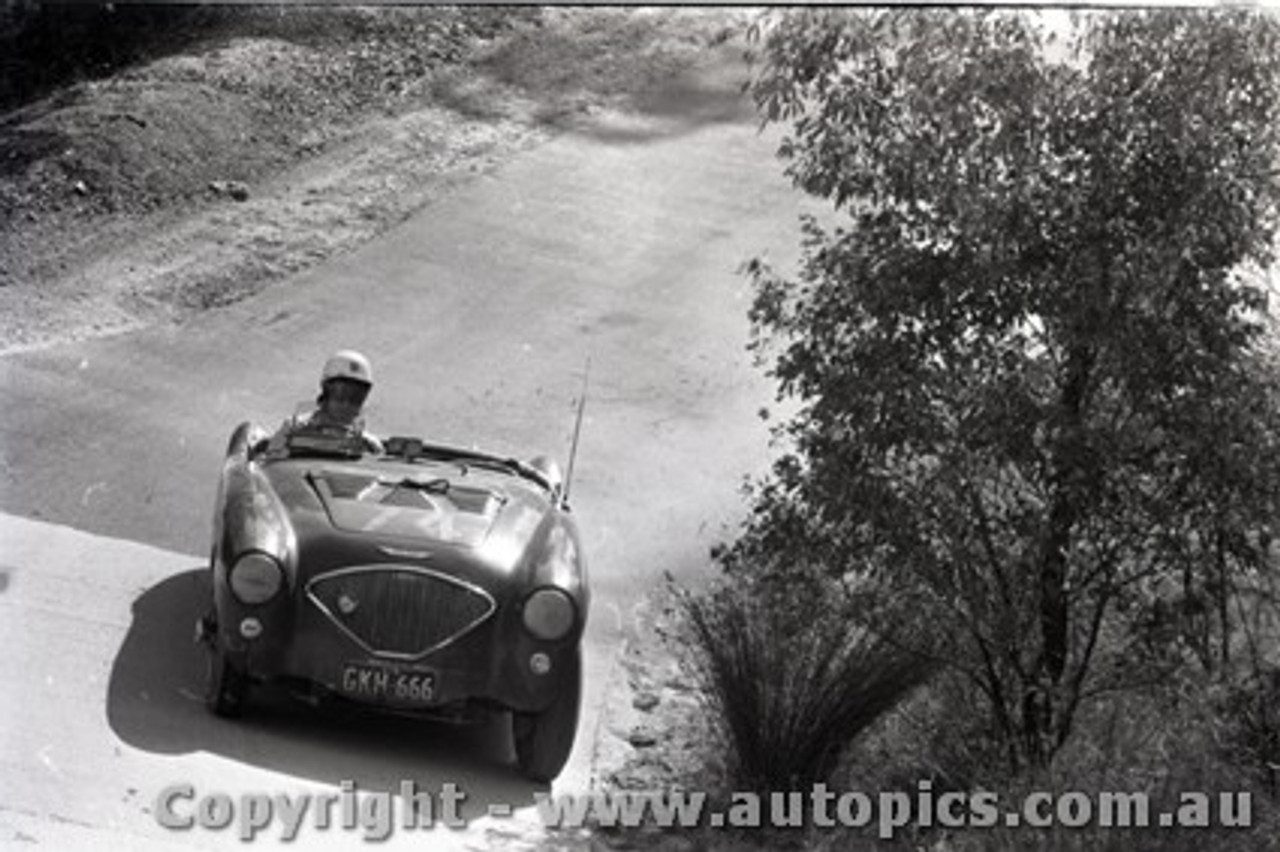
307,565,495,659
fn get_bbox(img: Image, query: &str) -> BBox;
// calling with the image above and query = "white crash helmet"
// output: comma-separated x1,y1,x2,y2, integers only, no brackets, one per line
321,350,373,387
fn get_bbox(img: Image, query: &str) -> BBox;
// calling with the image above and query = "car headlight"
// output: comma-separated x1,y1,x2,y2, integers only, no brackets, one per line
229,552,284,605
522,587,576,641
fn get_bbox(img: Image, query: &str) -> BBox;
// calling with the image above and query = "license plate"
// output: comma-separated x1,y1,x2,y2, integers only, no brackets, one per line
339,662,436,705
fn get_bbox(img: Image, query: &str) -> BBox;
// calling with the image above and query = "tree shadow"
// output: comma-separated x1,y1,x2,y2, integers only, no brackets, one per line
553,43,758,147
105,568,543,819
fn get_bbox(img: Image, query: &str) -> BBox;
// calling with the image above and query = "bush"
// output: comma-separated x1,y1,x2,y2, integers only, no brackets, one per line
830,674,1280,851
955,682,1280,852
1216,665,1280,796
843,669,1013,794
676,574,933,792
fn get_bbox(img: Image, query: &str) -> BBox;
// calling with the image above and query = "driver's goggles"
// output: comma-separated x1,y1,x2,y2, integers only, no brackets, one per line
324,379,370,406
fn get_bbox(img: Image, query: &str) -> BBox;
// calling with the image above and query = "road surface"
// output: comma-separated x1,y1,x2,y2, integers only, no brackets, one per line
0,47,816,850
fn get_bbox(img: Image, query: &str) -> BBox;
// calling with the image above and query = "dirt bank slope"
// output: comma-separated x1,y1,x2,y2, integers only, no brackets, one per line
0,7,744,353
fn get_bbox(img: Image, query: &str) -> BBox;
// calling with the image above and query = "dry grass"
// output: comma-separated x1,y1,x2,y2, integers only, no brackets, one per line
677,578,934,793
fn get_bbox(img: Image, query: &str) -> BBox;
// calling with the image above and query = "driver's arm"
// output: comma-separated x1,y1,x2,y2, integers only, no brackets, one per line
257,418,294,457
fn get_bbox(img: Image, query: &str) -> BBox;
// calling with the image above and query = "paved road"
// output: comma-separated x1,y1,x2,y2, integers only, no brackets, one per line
0,46,815,849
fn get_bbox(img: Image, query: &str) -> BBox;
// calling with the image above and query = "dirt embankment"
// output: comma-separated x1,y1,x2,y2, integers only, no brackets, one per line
0,6,743,354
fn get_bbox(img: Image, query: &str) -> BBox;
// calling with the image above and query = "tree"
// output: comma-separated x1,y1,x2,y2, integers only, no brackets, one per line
736,8,1280,770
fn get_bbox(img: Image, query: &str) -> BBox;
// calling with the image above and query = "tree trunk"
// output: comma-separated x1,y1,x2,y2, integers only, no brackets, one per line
1028,341,1094,764
1217,524,1231,671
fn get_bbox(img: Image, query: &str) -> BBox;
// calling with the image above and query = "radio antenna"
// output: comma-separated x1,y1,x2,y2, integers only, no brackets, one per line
562,357,590,506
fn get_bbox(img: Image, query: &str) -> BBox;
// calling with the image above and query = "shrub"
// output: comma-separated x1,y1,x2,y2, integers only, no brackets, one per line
1216,665,1280,796
947,680,1280,852
835,674,1280,851
676,573,933,792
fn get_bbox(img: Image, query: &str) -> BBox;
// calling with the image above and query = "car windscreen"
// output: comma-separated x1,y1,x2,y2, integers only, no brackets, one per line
309,469,504,546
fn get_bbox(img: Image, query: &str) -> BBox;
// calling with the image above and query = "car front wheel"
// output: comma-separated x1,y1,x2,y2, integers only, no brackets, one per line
513,648,582,783
205,631,250,717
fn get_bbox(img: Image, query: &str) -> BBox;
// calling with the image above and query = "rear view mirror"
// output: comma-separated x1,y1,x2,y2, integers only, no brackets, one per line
385,436,425,460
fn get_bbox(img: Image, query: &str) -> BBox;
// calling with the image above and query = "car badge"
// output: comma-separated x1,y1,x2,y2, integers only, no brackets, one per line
337,592,359,616
378,546,432,560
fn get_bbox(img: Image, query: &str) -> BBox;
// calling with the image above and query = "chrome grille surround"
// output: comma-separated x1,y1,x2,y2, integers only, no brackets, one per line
306,564,495,660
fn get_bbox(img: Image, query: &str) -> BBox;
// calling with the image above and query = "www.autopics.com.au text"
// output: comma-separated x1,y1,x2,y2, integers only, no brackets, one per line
153,780,1254,842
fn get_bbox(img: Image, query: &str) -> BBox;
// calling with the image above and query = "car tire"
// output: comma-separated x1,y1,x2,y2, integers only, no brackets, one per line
205,638,250,718
513,648,582,783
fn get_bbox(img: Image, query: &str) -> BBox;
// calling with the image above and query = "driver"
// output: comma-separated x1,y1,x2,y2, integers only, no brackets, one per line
267,350,385,455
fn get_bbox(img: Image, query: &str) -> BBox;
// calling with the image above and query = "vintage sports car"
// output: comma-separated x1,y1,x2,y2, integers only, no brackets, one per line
197,413,590,782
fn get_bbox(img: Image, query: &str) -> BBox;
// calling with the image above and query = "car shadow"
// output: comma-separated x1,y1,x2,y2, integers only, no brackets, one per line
105,568,544,820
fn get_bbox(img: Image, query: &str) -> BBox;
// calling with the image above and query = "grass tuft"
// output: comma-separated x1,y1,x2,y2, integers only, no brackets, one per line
677,577,934,792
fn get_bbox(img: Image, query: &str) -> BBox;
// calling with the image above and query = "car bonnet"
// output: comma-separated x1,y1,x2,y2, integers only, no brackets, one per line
298,460,549,554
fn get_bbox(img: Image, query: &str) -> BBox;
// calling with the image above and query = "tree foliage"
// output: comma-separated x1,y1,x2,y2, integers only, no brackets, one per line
737,8,1280,769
